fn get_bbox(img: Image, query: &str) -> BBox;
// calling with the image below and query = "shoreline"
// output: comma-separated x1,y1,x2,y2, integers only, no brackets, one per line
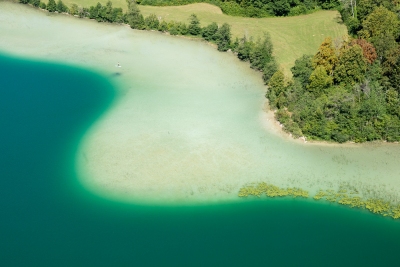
1,2,400,206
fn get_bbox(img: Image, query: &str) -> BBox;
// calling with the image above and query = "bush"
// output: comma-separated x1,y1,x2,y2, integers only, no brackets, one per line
288,5,308,16
158,20,168,32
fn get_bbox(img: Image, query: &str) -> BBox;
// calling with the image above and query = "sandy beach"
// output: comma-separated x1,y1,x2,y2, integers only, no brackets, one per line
1,2,399,205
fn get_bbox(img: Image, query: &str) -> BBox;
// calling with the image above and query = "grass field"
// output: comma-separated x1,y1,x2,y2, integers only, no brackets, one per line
52,2,348,72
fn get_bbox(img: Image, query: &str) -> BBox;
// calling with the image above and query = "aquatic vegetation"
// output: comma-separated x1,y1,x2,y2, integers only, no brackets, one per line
239,182,400,220
238,182,308,199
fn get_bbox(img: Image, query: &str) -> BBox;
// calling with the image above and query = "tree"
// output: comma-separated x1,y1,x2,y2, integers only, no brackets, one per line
70,4,79,16
102,1,114,22
89,3,102,21
307,66,333,97
273,0,291,16
268,70,286,100
382,46,400,93
145,14,159,30
262,59,279,84
386,89,400,117
30,0,40,7
188,14,201,36
202,22,218,41
291,55,313,88
334,44,367,85
361,6,400,41
312,37,338,76
236,36,254,61
126,0,144,30
350,39,377,64
158,20,168,32
249,33,274,71
201,22,218,41
214,23,231,52
20,0,29,4
56,0,68,13
47,0,57,12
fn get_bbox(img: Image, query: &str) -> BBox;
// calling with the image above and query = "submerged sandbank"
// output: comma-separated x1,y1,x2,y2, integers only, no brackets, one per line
1,2,399,205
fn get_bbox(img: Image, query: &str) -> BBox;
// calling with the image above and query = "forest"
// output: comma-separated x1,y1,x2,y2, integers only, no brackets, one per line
267,0,400,142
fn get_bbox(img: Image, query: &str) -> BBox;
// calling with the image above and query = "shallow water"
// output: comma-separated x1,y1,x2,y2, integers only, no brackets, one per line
1,54,400,267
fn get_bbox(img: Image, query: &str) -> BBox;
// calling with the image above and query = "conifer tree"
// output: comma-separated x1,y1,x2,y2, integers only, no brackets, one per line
188,14,201,36
249,33,274,71
214,23,231,52
56,0,68,13
125,0,144,30
201,22,218,41
47,0,57,12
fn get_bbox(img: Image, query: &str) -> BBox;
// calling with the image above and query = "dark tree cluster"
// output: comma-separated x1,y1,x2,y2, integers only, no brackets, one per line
88,1,124,23
139,0,342,18
234,34,278,83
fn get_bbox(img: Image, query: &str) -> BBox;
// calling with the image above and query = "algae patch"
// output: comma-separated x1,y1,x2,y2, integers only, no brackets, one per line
239,182,400,220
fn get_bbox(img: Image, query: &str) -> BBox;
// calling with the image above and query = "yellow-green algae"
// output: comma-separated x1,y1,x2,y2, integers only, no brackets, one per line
238,183,400,220
238,182,309,198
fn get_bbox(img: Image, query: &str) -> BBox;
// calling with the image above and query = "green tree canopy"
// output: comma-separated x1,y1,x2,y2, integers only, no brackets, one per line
188,14,201,36
201,22,218,41
291,54,313,88
126,0,145,29
214,23,231,52
249,33,274,71
334,44,367,86
307,66,333,97
361,6,400,40
47,0,56,12
145,14,159,30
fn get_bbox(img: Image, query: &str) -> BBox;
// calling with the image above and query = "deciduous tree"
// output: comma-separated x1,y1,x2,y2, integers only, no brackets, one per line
214,23,231,52
312,37,338,76
334,44,367,85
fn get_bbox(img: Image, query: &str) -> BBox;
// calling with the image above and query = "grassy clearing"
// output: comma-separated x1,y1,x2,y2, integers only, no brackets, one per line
54,2,348,72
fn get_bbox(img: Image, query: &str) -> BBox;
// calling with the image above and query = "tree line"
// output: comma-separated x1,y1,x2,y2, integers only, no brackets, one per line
138,0,341,17
265,1,400,143
18,0,277,81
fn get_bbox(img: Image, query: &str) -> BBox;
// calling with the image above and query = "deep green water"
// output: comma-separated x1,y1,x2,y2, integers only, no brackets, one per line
1,54,400,266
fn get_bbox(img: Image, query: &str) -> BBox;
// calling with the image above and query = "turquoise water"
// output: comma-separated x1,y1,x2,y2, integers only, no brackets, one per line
1,54,400,266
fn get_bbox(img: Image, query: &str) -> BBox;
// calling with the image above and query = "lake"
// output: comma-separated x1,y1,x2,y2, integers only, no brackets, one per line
1,3,400,266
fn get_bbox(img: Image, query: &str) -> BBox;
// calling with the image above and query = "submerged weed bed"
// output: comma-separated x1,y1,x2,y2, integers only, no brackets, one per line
239,183,400,220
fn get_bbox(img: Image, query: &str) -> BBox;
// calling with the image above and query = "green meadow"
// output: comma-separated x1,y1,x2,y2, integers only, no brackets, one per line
52,2,347,71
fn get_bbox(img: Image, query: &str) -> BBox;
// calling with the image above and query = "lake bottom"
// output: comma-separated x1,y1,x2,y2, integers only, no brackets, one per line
1,54,400,266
